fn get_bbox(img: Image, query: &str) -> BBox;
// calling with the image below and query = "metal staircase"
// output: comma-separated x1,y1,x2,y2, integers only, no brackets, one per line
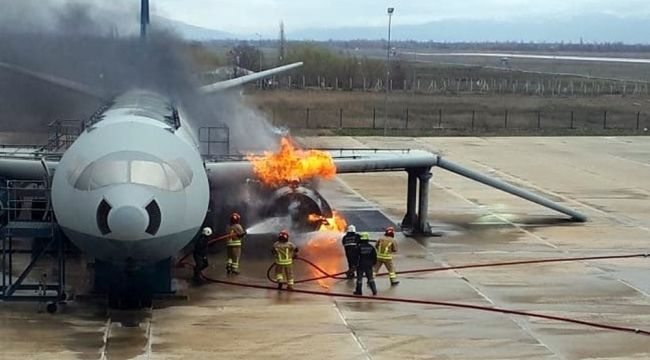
0,179,66,312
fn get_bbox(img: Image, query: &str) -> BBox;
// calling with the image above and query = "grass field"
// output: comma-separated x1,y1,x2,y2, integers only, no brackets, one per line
407,53,650,83
246,90,650,135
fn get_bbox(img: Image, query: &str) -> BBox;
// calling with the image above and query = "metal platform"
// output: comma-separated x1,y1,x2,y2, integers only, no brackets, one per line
0,180,66,307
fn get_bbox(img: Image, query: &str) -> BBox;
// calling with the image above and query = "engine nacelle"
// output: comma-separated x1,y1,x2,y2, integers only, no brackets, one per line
264,185,332,231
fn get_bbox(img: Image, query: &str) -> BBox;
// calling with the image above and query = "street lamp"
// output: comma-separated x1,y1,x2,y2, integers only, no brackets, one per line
383,7,395,136
255,33,263,89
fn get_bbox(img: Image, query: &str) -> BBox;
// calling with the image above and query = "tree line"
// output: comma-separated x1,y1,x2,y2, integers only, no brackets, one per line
190,41,410,89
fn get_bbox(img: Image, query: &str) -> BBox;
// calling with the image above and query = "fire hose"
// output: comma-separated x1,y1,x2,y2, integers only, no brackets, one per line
175,233,236,267
177,233,650,336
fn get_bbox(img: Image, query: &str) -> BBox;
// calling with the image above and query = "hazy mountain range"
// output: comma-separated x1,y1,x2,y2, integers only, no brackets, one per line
165,15,650,44
156,16,237,40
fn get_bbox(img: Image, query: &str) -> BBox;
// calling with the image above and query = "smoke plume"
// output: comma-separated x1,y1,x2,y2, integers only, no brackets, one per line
0,0,279,153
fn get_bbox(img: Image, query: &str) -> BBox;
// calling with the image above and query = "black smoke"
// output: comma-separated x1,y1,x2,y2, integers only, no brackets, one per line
0,0,280,152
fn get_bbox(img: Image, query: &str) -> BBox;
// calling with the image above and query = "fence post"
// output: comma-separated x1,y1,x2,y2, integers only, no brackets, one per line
339,108,343,129
603,110,607,129
438,109,442,128
306,108,310,128
537,111,541,129
471,110,475,130
637,111,640,130
405,108,409,129
504,109,508,128
372,108,376,129
570,110,574,129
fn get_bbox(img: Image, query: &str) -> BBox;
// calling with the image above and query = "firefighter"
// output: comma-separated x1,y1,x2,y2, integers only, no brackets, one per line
226,212,246,274
374,227,400,286
193,227,211,283
341,224,361,279
272,230,298,290
354,232,377,296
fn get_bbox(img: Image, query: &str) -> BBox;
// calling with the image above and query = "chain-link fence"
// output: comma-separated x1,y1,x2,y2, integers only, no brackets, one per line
265,107,650,133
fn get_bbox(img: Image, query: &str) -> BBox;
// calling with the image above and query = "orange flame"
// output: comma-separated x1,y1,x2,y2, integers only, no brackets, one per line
303,211,348,288
247,137,336,188
308,212,348,232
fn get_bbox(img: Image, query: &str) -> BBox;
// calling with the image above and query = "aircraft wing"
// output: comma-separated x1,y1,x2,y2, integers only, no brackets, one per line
2,59,303,96
0,62,106,99
0,148,58,180
199,62,303,94
204,149,586,221
204,149,438,185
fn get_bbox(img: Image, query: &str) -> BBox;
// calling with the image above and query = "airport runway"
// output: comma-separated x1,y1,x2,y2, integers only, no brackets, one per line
1,136,650,359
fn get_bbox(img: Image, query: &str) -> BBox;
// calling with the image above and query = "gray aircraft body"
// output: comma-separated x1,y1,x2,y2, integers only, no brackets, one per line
0,1,587,305
51,90,210,264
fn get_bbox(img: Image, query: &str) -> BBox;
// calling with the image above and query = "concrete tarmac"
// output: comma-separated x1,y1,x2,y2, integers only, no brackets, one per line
1,136,650,359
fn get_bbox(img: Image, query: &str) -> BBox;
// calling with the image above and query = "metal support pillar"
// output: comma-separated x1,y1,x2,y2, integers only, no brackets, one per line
56,226,65,297
401,169,418,230
416,170,433,234
1,234,6,295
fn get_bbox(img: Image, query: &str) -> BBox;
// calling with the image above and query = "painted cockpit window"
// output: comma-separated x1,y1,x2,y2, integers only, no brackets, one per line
71,151,192,191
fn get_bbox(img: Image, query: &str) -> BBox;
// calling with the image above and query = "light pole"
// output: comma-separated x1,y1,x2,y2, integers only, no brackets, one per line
383,7,395,136
256,33,263,89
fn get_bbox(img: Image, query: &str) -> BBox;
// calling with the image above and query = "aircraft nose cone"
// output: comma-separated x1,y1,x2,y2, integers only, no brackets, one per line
107,205,149,239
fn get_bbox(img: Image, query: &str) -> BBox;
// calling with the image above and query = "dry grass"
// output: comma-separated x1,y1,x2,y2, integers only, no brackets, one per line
245,90,650,133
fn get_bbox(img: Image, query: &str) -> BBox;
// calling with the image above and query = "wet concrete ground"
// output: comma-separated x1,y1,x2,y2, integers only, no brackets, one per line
2,136,650,359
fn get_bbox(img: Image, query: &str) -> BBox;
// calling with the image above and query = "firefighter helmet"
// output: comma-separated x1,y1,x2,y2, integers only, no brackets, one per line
385,226,395,237
360,232,370,241
202,227,213,236
230,212,241,224
347,225,356,233
278,230,289,242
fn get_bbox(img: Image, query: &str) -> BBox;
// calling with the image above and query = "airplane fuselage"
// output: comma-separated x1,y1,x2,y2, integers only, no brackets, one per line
51,90,209,265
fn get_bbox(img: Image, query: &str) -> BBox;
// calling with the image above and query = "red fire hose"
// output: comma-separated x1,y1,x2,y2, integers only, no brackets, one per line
203,274,650,337
263,253,649,283
175,233,236,267
178,233,650,336
266,257,349,284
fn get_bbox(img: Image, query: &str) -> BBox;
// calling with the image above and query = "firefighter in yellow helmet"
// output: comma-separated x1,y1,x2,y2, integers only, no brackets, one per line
272,230,298,290
374,227,400,286
226,212,246,275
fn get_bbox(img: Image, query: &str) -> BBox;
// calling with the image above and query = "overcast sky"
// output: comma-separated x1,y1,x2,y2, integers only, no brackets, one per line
153,0,650,35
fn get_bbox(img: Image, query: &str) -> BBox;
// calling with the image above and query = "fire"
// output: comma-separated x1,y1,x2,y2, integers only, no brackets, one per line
247,137,336,188
308,212,348,232
303,211,348,289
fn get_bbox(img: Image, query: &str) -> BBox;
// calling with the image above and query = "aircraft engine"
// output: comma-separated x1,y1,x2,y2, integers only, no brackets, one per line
263,184,333,231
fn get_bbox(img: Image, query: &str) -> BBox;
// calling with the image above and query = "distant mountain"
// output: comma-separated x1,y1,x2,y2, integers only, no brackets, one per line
154,16,237,40
292,15,650,44
152,14,650,44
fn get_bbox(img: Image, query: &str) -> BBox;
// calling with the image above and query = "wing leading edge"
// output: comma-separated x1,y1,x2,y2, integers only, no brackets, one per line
204,149,438,186
199,62,304,94
0,62,106,99
205,149,586,221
